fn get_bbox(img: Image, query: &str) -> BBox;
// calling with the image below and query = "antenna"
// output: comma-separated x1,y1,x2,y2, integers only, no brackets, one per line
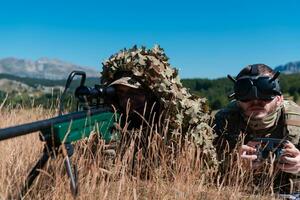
227,74,236,83
269,71,280,82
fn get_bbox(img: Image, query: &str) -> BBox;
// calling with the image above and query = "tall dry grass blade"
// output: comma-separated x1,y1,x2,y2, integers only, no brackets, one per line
0,93,8,111
0,107,282,199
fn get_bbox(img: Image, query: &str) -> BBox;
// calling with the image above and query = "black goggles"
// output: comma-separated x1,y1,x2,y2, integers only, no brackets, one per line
232,74,281,102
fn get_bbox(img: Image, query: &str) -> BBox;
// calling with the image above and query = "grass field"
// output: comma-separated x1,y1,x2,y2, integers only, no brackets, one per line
0,106,279,200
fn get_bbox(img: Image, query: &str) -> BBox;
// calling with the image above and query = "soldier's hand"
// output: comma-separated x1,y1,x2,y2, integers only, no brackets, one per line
240,144,257,160
277,141,300,174
239,141,263,169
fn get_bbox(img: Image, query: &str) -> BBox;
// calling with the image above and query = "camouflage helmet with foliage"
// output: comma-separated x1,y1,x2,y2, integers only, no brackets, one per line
101,45,217,166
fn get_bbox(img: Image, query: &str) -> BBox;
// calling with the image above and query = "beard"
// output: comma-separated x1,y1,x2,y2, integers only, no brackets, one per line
245,100,278,119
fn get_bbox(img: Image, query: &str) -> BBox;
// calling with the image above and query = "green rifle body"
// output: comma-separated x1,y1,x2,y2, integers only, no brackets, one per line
0,107,119,144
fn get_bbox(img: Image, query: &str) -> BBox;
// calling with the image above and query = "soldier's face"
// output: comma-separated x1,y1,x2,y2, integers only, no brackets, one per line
115,85,159,128
115,85,148,115
238,95,283,119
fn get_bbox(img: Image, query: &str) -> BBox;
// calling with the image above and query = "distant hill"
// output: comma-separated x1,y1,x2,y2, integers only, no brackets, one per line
1,57,300,79
0,73,99,95
0,57,99,80
274,61,300,74
1,57,300,109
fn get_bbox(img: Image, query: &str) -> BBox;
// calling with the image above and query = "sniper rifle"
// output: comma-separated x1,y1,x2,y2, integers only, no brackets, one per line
0,71,119,199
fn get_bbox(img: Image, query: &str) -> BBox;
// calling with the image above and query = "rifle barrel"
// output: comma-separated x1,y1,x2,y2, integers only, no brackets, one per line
0,107,112,141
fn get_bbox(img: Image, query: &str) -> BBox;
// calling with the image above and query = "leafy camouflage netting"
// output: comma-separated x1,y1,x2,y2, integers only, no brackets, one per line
101,45,217,167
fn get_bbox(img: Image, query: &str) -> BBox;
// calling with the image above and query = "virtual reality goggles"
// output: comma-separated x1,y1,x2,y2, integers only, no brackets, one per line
228,71,282,102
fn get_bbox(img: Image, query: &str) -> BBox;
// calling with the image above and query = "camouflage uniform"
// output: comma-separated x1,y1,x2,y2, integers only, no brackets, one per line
101,45,217,168
214,99,300,193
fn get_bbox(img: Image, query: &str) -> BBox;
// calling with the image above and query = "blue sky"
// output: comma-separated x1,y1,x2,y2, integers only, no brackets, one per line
1,0,300,79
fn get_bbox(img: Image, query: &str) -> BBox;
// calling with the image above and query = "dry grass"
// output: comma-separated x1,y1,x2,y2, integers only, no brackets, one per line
0,106,279,200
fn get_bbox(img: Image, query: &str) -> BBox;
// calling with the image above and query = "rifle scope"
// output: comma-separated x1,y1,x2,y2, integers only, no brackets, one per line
74,85,115,103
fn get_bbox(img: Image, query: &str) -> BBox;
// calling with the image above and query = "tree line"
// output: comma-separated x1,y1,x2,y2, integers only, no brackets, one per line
182,73,300,110
0,73,300,110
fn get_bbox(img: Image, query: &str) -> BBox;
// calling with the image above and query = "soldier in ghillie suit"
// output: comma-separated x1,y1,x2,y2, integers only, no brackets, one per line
101,45,217,170
214,64,300,196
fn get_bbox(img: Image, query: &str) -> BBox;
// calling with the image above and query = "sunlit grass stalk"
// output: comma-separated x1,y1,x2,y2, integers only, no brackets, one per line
0,105,280,199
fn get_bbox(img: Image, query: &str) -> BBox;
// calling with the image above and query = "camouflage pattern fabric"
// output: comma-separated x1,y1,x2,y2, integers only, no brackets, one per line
214,100,300,150
101,45,217,167
214,100,300,193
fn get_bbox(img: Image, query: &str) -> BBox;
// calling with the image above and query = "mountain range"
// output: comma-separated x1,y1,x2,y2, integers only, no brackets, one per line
0,57,99,80
0,57,299,95
1,57,300,80
274,61,300,74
